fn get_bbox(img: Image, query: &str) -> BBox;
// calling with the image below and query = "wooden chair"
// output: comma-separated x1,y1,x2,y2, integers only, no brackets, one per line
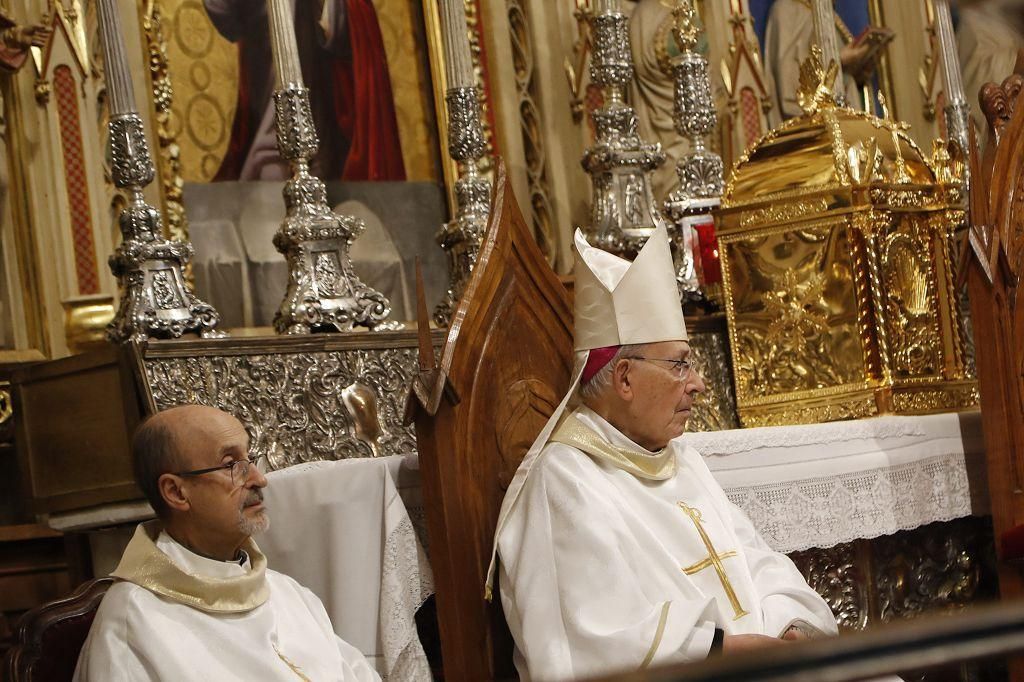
4,577,114,682
965,70,1024,681
409,159,574,680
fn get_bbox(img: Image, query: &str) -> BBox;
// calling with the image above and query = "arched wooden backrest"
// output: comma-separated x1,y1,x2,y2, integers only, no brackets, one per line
410,159,574,680
5,577,115,682
967,73,1024,603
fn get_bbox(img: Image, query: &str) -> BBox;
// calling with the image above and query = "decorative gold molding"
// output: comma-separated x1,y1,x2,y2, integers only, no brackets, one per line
2,74,50,354
139,0,188,245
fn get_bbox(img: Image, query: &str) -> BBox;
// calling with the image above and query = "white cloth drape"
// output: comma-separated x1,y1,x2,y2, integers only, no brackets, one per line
259,455,433,681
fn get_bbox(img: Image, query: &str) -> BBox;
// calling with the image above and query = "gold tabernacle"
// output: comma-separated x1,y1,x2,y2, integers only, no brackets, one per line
715,49,977,427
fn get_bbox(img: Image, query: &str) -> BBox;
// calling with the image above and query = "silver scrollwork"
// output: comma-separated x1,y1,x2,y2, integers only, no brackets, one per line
144,343,425,466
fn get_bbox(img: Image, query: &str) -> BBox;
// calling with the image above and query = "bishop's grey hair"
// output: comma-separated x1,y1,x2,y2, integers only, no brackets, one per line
578,343,647,403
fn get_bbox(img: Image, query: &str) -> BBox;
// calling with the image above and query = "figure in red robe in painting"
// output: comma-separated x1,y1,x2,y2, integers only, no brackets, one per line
204,0,405,182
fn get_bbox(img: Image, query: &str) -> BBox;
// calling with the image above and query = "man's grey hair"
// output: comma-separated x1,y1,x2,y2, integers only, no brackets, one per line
131,416,181,518
578,343,648,403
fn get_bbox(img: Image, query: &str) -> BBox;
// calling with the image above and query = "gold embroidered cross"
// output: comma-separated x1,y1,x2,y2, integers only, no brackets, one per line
678,502,749,620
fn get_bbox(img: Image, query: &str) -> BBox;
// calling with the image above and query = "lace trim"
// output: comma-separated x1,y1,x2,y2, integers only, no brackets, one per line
724,451,973,553
686,416,930,456
379,514,434,682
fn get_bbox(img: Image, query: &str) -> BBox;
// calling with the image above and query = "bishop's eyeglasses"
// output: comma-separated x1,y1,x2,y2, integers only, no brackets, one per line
173,455,268,488
628,356,692,381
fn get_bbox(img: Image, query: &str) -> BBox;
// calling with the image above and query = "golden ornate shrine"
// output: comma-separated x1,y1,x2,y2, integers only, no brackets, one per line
715,52,977,427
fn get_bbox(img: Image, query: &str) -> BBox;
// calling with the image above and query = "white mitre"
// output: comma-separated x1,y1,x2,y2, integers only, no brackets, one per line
486,224,687,597
574,224,687,349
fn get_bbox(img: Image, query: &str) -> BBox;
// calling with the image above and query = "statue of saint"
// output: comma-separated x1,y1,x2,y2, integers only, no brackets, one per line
764,0,892,119
957,0,1024,148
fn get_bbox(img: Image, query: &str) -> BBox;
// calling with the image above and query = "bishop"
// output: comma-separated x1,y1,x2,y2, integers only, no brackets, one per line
490,225,839,680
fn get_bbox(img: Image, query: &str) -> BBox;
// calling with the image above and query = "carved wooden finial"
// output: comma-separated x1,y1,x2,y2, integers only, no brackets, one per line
980,74,1024,147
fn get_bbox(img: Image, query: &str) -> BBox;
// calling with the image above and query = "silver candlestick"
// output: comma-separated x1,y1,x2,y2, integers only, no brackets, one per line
433,0,491,326
935,0,970,159
662,0,723,303
98,0,222,343
582,0,667,256
267,0,390,334
434,87,490,326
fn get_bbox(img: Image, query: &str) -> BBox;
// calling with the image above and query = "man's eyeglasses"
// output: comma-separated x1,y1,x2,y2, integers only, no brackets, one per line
173,455,268,488
628,357,692,380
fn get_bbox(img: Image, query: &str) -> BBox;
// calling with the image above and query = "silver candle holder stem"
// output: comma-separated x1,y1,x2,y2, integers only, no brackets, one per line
663,0,723,303
267,0,390,333
582,0,666,256
935,0,970,159
434,86,490,326
97,0,222,343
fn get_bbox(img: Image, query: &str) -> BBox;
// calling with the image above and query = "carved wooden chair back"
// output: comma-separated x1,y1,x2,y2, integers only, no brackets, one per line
409,159,574,680
4,577,114,682
967,72,1024,600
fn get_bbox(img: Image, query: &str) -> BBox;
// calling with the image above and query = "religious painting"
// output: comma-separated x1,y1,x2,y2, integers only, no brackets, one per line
141,0,455,324
155,0,444,184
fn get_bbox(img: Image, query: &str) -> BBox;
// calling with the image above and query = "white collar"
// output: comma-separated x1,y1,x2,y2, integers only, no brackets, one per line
156,531,252,579
575,405,665,458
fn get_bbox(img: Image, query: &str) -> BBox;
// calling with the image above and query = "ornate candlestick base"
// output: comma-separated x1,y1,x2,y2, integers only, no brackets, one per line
582,3,667,257
434,171,490,325
105,113,223,343
662,0,724,304
271,88,390,334
583,104,667,255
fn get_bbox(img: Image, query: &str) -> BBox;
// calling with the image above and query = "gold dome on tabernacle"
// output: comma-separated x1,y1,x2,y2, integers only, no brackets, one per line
724,107,938,203
722,47,960,211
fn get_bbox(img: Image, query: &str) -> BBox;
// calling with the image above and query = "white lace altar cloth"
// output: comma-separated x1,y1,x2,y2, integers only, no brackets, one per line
685,412,976,553
260,455,433,682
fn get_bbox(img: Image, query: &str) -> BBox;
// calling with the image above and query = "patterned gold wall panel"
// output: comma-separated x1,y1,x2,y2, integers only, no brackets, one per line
161,0,238,182
373,0,441,181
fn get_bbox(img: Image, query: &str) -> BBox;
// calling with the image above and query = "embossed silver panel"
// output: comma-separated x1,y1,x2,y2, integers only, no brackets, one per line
142,331,444,469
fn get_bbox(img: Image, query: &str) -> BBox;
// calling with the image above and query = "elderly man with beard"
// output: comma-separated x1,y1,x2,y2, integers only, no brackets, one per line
74,405,378,681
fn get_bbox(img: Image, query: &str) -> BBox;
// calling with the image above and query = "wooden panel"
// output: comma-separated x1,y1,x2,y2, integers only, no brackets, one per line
13,347,147,513
412,159,573,680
